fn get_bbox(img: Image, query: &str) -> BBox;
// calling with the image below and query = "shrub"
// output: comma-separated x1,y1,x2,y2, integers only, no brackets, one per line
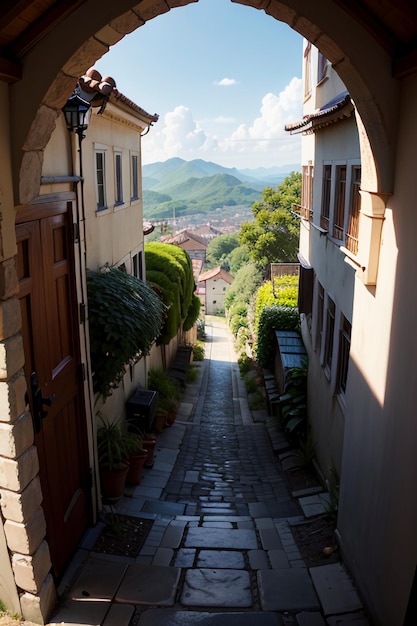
279,362,308,435
192,342,205,361
256,305,300,369
237,353,253,375
183,293,201,331
236,326,252,352
145,243,197,343
254,275,298,334
148,368,179,414
225,262,263,310
244,377,258,394
87,267,166,399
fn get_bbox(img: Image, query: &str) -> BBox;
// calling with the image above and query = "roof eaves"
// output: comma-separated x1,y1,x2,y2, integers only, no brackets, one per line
285,91,353,135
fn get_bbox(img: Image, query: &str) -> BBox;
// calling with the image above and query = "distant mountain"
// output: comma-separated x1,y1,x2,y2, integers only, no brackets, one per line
142,158,300,219
143,172,262,219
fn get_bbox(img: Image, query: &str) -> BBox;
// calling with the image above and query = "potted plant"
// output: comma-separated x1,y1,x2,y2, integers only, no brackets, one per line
142,433,157,468
97,414,130,502
148,368,180,432
124,431,148,486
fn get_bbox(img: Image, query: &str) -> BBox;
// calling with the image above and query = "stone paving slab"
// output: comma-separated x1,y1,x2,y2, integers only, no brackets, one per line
142,501,186,516
102,603,135,626
326,613,371,625
296,611,326,626
115,564,181,606
181,568,252,607
309,563,363,615
259,526,283,550
49,599,111,625
196,550,245,569
298,494,330,518
161,522,186,548
68,555,127,601
137,609,282,625
185,527,258,549
257,568,320,611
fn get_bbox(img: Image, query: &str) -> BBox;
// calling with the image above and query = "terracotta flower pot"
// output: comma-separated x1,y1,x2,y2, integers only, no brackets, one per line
153,412,167,434
126,450,148,486
143,436,156,468
99,462,129,502
166,409,177,426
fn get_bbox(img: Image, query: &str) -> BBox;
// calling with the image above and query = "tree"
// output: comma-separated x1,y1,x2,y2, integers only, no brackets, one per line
228,245,250,274
224,262,263,310
206,233,240,269
240,172,301,271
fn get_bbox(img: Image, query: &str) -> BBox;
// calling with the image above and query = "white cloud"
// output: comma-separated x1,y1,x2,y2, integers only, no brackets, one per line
214,77,238,86
142,105,217,163
142,77,302,169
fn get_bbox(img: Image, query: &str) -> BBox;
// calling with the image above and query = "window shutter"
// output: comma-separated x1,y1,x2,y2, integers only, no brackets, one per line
297,253,314,314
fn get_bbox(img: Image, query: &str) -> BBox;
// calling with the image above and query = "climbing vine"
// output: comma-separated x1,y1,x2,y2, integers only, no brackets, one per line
87,267,166,399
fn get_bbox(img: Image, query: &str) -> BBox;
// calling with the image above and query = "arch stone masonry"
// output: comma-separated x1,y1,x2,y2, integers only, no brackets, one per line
0,1,409,623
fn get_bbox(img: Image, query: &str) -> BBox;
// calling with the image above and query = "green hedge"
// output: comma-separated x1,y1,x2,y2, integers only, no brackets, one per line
145,242,199,343
255,305,300,369
254,275,298,334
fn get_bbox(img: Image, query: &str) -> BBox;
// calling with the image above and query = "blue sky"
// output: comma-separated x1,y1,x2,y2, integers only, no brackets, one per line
95,0,303,170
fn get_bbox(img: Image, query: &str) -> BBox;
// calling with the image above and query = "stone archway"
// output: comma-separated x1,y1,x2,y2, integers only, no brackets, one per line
2,0,402,622
12,0,398,207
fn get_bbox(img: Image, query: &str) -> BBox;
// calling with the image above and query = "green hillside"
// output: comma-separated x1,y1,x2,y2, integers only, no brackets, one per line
143,173,262,219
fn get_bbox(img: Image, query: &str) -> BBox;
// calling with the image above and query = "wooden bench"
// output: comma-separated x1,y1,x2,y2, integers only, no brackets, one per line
168,345,193,388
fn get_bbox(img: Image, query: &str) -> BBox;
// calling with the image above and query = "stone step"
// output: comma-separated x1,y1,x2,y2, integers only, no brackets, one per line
137,609,281,625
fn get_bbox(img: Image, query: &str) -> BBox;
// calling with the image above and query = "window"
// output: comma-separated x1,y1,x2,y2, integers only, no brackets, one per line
298,255,314,315
315,281,324,354
115,152,123,205
333,165,347,240
323,296,335,374
321,164,331,230
304,42,312,99
132,252,143,280
346,165,361,255
131,154,139,200
95,150,107,210
301,163,314,220
317,52,328,83
336,315,351,394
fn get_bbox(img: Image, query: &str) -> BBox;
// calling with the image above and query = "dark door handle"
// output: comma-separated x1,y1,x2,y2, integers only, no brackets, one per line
31,372,55,433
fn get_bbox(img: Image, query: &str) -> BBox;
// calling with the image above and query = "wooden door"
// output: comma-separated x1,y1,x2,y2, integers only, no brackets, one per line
16,197,91,578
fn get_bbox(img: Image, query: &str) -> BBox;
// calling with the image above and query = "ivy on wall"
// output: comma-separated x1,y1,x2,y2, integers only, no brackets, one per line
87,267,166,399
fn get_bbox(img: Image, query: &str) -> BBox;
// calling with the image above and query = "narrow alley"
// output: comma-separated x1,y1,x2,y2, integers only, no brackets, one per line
50,318,369,626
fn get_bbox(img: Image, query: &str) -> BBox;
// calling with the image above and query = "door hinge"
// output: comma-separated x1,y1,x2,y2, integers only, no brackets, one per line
79,302,86,324
73,222,79,243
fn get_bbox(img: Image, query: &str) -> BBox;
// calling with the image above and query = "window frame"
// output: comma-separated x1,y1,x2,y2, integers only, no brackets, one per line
94,148,107,212
333,164,347,240
114,150,124,207
320,163,332,230
346,164,361,255
132,250,144,280
301,163,314,221
131,153,139,201
314,280,325,355
317,52,328,84
335,313,352,397
323,295,336,378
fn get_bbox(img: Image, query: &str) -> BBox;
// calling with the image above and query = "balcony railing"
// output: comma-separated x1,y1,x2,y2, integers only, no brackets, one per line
292,203,312,222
